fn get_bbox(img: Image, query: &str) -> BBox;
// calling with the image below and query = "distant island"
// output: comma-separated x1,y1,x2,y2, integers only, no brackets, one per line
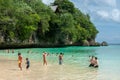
0,0,107,49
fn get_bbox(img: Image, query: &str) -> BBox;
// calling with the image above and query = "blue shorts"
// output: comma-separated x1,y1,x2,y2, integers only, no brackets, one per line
59,60,62,65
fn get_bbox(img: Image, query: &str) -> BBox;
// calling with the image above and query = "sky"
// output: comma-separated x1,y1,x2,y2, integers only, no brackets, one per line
42,0,120,44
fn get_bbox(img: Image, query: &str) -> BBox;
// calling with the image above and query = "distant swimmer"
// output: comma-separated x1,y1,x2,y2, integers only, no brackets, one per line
56,53,59,56
12,49,14,53
43,52,48,65
72,55,74,57
18,53,22,70
27,50,31,54
7,49,10,53
47,53,50,56
26,58,30,69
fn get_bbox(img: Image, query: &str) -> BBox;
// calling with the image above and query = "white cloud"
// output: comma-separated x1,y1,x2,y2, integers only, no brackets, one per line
95,0,120,23
71,0,120,23
96,9,120,23
97,11,109,18
42,0,54,5
111,9,120,22
81,0,117,8
102,0,117,7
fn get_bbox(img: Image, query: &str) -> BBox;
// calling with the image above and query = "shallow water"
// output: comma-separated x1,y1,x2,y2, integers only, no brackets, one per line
0,45,120,80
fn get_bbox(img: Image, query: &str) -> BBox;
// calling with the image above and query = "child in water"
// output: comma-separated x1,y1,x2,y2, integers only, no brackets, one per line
26,58,30,69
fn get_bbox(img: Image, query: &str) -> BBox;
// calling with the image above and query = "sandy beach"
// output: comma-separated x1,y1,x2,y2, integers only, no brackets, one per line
0,57,57,80
0,56,98,80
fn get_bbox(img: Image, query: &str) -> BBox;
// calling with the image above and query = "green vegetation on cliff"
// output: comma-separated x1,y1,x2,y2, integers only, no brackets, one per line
0,0,98,46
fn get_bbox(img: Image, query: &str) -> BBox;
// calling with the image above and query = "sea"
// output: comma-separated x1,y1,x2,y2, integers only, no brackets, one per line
0,45,120,80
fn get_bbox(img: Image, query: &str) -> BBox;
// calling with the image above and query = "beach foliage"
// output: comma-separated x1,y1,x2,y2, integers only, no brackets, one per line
0,0,98,45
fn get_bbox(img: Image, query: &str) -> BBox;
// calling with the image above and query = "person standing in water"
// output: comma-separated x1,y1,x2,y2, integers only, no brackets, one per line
12,49,14,53
43,52,47,65
93,57,99,68
18,53,22,70
26,58,30,69
59,53,63,65
89,56,95,67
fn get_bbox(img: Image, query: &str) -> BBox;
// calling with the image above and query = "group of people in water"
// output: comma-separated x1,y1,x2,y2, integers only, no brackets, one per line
16,50,98,70
17,52,64,70
41,52,64,66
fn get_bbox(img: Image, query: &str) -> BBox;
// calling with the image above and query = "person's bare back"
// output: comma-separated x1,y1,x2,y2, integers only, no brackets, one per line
43,52,47,65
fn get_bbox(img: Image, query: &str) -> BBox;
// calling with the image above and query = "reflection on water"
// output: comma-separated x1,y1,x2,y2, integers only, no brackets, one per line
0,45,120,80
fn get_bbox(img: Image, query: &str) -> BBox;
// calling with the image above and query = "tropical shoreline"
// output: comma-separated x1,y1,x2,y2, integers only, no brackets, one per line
0,56,98,80
0,43,101,49
0,45,120,80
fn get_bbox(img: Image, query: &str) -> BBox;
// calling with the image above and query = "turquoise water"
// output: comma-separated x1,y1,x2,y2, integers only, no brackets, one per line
0,45,120,80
